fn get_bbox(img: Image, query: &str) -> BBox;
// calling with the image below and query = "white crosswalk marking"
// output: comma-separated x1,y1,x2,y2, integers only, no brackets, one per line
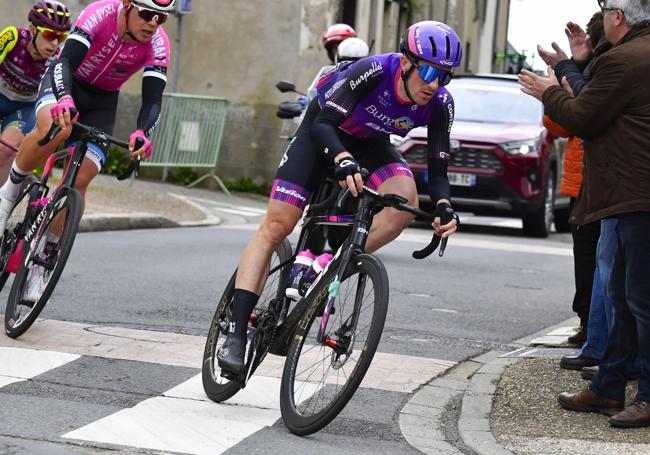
63,374,321,454
0,347,79,388
0,317,454,454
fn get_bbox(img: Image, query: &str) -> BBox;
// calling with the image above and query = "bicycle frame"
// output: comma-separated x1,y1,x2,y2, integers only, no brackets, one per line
266,187,379,356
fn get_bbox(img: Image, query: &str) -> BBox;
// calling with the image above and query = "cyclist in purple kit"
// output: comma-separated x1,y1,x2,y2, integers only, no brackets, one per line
0,0,174,301
0,1,71,182
218,21,463,376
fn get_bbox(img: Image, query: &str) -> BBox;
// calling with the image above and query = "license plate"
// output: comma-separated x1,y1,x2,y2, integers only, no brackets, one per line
448,172,476,187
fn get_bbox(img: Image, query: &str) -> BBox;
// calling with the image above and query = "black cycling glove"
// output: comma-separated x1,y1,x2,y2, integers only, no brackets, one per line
433,203,461,226
334,156,361,182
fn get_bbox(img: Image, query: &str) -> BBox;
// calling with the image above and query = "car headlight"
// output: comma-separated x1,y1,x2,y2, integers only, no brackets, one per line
501,139,540,155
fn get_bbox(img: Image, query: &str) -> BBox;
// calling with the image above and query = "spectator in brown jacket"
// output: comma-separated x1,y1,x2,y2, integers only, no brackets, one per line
518,0,650,428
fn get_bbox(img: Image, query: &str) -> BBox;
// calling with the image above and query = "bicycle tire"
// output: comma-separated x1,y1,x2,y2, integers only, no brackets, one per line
202,239,292,402
0,175,40,293
4,188,81,338
280,253,389,436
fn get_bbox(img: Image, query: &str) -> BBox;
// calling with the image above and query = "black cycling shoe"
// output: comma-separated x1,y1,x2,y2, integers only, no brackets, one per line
217,334,246,378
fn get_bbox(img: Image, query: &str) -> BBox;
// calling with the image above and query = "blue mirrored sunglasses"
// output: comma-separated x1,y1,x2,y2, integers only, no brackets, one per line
416,63,453,86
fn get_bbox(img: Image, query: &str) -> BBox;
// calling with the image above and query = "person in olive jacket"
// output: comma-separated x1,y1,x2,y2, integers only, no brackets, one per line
518,0,650,429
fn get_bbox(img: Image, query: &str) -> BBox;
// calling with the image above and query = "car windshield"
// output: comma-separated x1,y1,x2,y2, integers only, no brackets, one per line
448,79,543,125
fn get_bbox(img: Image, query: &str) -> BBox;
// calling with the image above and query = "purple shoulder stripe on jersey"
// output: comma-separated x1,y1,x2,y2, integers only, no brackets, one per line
366,163,414,191
270,179,310,210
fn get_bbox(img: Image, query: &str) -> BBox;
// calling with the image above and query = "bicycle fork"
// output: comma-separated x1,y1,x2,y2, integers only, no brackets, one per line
317,204,374,345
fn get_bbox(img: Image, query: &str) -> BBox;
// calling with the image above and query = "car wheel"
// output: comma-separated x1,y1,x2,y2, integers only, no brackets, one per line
522,172,555,238
553,207,571,233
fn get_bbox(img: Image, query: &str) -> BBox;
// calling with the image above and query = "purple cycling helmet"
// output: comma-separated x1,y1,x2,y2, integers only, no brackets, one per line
28,1,72,31
400,21,462,69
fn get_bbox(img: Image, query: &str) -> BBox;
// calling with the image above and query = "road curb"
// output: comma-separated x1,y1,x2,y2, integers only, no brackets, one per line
78,213,222,233
399,317,579,454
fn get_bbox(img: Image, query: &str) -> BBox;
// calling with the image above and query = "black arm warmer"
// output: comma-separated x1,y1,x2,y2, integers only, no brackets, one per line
554,59,589,97
310,59,383,162
426,97,454,203
137,76,165,136
50,38,88,100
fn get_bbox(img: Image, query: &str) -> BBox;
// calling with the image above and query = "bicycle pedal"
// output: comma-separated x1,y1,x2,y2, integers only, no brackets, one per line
219,368,246,387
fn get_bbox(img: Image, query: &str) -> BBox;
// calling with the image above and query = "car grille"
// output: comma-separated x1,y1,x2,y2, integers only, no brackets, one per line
403,145,503,172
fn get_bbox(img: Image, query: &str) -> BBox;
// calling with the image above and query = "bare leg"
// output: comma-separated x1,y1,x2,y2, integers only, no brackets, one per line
16,107,72,172
235,199,303,294
0,128,24,184
364,175,418,253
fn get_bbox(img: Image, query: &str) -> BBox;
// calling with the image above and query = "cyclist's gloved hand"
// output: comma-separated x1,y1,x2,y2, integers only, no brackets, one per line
432,202,460,238
129,130,152,159
50,96,79,127
334,154,363,197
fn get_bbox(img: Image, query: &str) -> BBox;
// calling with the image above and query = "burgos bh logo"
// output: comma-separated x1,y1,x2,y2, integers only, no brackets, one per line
394,117,414,130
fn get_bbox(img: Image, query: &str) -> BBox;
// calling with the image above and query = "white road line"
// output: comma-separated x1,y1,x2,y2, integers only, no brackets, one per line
0,347,80,388
0,317,454,394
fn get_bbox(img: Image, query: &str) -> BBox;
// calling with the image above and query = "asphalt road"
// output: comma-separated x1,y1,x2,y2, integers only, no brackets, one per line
0,216,576,454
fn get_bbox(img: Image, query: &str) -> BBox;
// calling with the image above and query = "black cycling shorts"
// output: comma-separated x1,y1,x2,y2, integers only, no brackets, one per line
272,99,413,210
35,71,119,171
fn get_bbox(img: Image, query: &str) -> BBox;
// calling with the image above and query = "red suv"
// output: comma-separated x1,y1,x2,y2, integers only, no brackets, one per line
397,74,569,237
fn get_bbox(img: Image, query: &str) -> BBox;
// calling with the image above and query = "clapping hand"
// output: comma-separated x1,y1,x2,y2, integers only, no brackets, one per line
565,21,593,62
537,42,569,69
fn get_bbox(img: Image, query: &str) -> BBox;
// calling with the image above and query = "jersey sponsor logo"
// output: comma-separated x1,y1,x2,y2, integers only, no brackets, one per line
438,92,449,103
79,3,117,33
0,27,17,55
151,32,168,63
325,100,348,115
324,79,346,99
76,35,120,79
274,185,307,203
446,103,454,133
438,151,450,159
52,62,65,94
378,90,391,107
365,105,413,131
349,60,383,90
366,122,394,135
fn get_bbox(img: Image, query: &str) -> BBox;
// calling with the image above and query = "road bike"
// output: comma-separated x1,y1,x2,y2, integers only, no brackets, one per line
1,117,141,338
202,172,452,435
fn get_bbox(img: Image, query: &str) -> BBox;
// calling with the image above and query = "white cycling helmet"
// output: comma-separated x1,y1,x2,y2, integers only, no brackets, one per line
337,37,370,61
131,0,177,13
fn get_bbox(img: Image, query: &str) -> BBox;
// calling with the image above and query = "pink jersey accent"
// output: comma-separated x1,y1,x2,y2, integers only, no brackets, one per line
68,0,170,92
0,28,49,102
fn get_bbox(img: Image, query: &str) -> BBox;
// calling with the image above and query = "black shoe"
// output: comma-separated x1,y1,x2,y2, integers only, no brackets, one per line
582,365,640,381
581,365,599,380
217,334,246,377
566,326,587,346
560,354,600,371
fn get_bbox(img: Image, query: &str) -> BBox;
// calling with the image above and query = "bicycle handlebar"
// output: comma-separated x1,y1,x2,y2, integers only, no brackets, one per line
358,186,452,259
37,109,143,180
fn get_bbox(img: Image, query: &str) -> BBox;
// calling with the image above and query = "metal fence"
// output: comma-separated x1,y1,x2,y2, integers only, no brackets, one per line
145,93,230,195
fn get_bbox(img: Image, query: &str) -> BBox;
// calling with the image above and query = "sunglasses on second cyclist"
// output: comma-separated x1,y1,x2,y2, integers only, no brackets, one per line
130,3,169,25
413,60,453,86
37,26,69,42
597,0,620,12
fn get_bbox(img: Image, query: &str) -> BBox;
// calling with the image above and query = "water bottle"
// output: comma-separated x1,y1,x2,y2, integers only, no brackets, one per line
299,253,333,296
285,249,315,300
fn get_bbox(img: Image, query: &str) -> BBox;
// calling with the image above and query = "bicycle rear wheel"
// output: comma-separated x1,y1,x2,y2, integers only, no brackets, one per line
0,175,40,293
4,188,81,338
202,239,292,402
280,253,389,435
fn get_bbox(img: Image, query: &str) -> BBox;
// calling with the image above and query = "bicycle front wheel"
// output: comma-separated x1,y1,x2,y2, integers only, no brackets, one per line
202,239,292,402
0,175,40,293
4,188,81,338
280,253,389,435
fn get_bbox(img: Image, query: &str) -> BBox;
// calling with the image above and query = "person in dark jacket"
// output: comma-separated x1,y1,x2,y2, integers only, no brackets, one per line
537,13,608,351
519,0,650,428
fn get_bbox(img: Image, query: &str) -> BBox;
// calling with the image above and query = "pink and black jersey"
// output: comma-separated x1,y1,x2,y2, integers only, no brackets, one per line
66,0,170,91
0,27,49,102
